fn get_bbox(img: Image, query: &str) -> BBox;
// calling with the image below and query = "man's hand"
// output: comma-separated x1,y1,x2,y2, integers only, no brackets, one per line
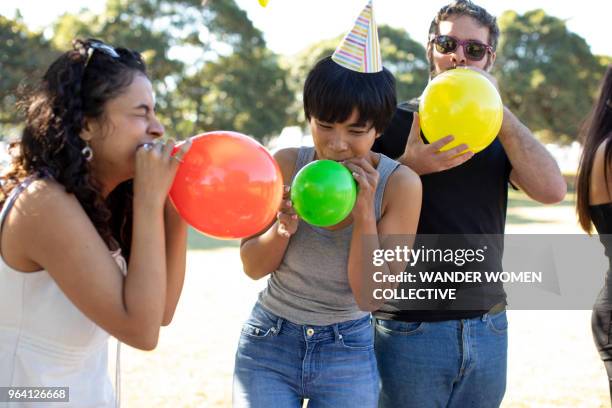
399,112,474,175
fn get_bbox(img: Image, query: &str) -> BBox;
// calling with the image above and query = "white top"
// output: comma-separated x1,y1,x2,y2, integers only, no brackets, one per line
0,178,126,408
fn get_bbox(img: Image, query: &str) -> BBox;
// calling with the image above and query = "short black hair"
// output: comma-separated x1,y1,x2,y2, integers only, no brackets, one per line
303,56,396,133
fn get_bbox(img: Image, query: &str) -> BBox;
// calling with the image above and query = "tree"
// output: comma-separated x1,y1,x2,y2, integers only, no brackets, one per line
378,25,429,102
0,14,57,136
174,48,291,140
494,9,604,143
50,0,292,141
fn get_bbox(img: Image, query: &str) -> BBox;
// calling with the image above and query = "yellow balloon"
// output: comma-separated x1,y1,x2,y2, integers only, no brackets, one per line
418,68,503,153
258,0,269,7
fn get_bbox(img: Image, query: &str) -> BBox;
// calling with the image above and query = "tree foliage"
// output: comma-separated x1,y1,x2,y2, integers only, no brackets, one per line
494,9,605,142
0,14,57,134
0,5,610,143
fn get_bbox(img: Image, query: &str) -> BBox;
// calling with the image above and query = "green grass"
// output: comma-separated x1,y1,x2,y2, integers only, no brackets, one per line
187,228,240,250
506,179,576,225
507,189,575,209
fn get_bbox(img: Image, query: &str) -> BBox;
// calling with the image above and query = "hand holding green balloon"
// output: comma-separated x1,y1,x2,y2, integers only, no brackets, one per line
291,160,357,227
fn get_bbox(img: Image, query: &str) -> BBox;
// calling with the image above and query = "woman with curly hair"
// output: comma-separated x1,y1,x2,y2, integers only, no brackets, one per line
0,39,190,407
576,64,612,402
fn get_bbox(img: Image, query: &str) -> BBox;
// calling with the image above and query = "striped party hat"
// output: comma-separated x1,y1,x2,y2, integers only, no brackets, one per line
331,0,382,73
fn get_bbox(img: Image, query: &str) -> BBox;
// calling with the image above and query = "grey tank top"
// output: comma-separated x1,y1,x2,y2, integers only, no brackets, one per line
258,147,401,325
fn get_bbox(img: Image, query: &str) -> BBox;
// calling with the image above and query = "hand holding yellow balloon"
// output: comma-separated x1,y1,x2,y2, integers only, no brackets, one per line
258,0,269,7
419,68,503,153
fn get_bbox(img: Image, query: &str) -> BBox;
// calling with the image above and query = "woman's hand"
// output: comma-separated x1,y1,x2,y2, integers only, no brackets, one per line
343,157,379,223
277,185,299,238
133,139,191,208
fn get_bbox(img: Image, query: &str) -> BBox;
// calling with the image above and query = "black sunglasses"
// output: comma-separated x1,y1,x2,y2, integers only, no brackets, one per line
432,35,493,61
82,40,120,69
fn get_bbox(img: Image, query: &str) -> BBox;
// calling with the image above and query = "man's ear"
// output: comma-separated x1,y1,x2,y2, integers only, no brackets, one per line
486,51,497,72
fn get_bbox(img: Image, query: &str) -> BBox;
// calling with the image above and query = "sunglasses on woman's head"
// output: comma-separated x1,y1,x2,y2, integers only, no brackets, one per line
83,40,120,69
432,35,493,61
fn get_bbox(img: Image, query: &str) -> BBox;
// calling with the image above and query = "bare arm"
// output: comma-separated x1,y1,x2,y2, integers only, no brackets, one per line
500,107,567,204
465,67,566,204
16,140,189,350
343,158,422,311
161,198,188,326
239,148,299,280
20,183,164,351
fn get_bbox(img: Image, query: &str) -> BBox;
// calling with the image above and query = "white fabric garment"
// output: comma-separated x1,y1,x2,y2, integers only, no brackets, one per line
0,178,126,407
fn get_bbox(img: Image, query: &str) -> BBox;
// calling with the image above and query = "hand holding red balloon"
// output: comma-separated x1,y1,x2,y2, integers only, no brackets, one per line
276,186,298,238
134,139,191,208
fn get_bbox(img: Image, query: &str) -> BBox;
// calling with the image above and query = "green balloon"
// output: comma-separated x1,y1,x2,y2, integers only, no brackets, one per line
291,160,357,227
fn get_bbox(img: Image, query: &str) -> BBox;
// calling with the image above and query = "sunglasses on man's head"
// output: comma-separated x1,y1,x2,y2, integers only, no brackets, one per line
432,35,493,61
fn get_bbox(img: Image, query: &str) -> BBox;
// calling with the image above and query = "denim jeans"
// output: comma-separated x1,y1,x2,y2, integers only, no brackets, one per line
233,302,379,407
374,311,508,408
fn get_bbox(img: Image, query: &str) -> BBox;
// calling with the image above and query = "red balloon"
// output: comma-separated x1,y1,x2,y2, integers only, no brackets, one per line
170,131,283,239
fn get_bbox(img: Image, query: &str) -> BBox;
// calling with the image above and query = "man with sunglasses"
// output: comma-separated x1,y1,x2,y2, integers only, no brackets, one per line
372,1,566,407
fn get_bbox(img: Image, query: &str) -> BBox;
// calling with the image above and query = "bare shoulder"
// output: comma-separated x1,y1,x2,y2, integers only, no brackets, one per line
2,178,91,270
381,164,422,211
15,178,84,220
5,179,92,242
590,137,612,203
591,137,612,182
594,138,611,167
387,164,422,196
273,147,299,182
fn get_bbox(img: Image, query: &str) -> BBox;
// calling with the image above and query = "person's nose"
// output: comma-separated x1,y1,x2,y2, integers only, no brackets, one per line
328,134,349,153
148,115,165,139
450,44,467,66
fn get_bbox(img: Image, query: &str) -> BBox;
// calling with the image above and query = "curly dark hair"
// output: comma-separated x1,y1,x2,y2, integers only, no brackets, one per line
1,38,147,260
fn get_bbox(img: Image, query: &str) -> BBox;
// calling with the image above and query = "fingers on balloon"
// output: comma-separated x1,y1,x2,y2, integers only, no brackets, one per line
174,140,191,161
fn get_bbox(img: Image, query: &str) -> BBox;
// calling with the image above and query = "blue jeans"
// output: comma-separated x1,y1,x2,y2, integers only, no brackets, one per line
374,311,508,408
233,302,379,407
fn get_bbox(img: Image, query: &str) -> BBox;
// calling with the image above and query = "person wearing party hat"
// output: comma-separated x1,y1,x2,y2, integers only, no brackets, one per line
232,1,421,407
371,1,566,407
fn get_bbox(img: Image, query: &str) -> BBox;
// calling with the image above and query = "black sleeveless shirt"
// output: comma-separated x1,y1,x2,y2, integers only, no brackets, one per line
372,104,512,322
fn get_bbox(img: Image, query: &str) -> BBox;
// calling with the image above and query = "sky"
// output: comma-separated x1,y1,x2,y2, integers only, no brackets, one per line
0,0,610,56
